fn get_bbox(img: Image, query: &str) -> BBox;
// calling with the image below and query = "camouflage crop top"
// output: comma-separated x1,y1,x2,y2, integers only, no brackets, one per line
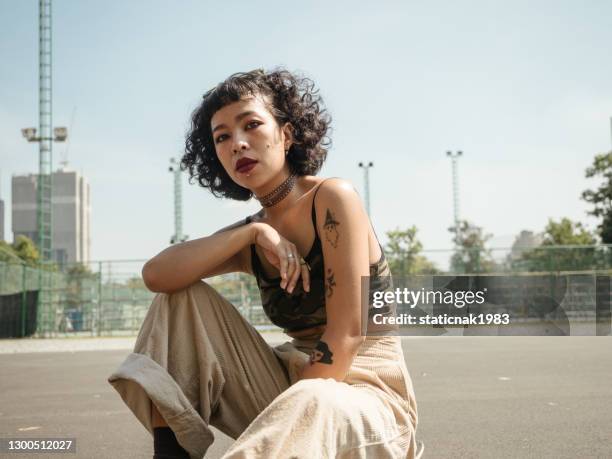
245,182,395,335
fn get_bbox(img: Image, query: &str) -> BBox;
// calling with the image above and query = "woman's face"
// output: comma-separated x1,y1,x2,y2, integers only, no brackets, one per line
211,94,292,191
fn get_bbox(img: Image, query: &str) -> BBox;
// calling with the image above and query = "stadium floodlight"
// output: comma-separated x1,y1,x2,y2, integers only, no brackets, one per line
22,127,38,142
53,127,68,141
358,161,374,215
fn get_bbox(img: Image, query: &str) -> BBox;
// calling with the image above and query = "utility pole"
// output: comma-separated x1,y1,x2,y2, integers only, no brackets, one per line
169,158,188,244
446,151,462,245
358,161,374,216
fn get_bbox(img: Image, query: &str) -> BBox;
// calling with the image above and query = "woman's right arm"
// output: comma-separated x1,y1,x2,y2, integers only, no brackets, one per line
141,222,257,294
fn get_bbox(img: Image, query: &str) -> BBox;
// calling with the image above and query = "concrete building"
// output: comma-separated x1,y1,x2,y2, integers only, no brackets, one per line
509,230,544,261
12,169,90,265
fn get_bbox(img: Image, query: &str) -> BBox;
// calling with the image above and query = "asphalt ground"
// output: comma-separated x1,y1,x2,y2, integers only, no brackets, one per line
0,337,611,459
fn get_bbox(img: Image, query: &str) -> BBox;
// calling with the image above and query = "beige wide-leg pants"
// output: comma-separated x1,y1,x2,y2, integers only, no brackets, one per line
108,281,422,459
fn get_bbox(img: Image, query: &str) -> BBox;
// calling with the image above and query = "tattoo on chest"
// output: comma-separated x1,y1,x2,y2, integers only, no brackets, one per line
323,209,340,248
325,268,336,298
309,340,334,365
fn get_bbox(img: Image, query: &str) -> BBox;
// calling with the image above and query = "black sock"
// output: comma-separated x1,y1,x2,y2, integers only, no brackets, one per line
153,427,190,459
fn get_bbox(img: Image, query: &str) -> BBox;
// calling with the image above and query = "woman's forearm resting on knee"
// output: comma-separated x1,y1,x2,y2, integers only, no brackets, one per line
142,223,257,293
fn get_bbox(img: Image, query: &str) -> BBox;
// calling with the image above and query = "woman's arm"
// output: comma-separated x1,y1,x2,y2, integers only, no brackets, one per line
297,178,369,382
142,220,256,294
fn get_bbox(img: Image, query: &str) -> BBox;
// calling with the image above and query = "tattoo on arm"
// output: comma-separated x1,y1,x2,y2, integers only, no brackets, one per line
309,340,334,365
323,209,340,248
325,268,336,298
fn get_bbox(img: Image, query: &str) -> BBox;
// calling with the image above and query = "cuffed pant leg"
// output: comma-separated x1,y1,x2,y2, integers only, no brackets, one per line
108,281,291,459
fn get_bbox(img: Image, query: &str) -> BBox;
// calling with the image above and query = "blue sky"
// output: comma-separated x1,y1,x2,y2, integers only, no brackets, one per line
1,0,611,268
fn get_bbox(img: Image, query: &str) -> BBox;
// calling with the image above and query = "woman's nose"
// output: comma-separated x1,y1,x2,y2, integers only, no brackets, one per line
232,135,249,154
233,144,248,154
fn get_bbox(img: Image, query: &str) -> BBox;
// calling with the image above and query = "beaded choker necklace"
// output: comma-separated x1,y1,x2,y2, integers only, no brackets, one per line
256,173,297,208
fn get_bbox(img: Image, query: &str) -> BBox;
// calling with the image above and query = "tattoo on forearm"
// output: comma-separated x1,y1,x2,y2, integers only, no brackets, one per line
323,209,340,248
309,340,334,365
325,268,336,298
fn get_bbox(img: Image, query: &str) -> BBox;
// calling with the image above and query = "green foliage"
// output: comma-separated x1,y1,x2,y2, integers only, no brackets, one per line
582,151,612,243
66,263,94,277
384,226,440,276
0,235,40,266
520,218,599,272
0,241,23,263
448,220,496,273
540,218,596,246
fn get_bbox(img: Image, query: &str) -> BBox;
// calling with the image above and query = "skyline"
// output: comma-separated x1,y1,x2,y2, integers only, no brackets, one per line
1,0,612,269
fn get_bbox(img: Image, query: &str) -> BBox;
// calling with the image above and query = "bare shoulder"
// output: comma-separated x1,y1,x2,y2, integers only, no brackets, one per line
315,177,361,207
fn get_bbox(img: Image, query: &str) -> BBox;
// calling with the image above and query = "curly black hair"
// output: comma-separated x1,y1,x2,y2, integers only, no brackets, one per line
182,67,332,201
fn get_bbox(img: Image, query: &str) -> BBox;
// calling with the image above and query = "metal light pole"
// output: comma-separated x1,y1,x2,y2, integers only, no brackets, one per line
169,158,188,244
446,150,462,245
21,0,67,263
358,161,374,216
19,0,68,337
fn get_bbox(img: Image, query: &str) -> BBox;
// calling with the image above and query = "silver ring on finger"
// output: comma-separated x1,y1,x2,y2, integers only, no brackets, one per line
300,257,311,271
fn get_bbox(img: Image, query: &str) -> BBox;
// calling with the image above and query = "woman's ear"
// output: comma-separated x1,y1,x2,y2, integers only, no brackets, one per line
282,122,294,151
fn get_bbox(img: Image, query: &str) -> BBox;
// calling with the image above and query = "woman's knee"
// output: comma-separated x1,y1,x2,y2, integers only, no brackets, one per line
283,378,348,412
140,281,217,332
153,280,219,310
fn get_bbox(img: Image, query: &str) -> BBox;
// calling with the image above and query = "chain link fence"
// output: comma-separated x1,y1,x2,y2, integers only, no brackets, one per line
1,245,611,338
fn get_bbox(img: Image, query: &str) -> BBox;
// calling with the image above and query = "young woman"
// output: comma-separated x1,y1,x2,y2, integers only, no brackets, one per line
109,68,423,459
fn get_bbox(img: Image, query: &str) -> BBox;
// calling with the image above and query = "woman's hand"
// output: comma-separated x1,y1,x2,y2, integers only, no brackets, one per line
252,222,310,293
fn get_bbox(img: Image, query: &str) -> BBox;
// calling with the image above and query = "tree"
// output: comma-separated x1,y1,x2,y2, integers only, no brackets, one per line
520,218,597,272
0,241,23,263
384,226,440,276
448,220,496,273
0,235,40,266
540,217,596,245
582,152,612,243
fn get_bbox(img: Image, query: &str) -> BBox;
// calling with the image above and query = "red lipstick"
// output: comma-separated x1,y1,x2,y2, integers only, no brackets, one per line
235,157,258,174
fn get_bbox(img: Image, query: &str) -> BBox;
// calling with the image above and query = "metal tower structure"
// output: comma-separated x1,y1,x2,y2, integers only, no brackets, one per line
21,0,67,262
169,158,188,244
20,0,67,337
358,161,374,215
38,0,53,261
446,150,463,244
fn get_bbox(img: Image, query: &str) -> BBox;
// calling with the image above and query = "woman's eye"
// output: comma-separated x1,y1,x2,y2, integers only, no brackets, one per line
215,122,260,143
